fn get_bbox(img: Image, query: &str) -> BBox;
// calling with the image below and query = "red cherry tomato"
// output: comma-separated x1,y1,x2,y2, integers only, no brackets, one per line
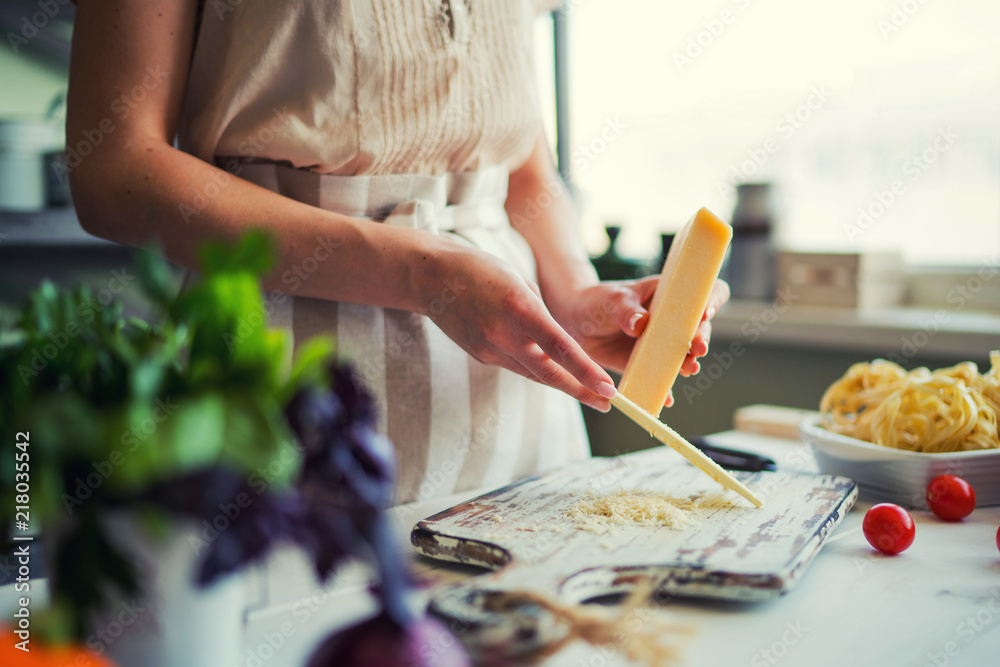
926,475,976,521
863,504,916,555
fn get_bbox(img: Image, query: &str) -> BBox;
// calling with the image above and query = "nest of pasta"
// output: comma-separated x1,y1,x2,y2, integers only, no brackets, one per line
820,350,1000,453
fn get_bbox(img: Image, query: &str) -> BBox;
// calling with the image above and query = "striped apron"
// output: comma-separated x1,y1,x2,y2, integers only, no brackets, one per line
240,163,591,505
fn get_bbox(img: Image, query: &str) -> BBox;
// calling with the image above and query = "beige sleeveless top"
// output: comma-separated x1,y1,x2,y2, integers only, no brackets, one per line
179,0,556,175
176,0,588,506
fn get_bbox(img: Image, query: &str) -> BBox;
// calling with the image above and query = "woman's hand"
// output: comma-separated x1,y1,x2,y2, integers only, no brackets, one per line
418,244,618,412
557,278,731,406
501,131,729,408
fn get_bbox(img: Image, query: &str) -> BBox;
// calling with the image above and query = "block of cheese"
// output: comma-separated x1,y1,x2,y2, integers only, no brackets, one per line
619,208,733,415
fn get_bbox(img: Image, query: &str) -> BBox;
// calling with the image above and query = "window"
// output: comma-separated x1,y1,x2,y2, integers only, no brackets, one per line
556,0,1000,268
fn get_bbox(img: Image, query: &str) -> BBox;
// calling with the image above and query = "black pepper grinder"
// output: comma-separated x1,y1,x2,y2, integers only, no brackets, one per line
722,183,776,300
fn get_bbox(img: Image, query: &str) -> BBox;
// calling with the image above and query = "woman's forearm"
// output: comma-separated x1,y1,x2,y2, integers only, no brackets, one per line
70,139,442,312
505,135,599,324
67,0,445,313
65,0,618,408
70,139,617,409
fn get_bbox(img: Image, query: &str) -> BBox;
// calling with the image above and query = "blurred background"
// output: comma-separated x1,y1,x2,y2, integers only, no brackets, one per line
2,0,999,454
535,0,1000,266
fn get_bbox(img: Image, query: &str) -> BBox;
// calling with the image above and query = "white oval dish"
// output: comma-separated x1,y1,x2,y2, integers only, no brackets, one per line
799,417,1000,509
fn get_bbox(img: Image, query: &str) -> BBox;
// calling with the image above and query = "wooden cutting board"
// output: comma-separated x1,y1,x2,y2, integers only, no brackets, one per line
412,447,856,653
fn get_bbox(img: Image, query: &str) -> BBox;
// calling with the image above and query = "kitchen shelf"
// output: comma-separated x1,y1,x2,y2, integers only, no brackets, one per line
0,207,114,248
712,298,1000,358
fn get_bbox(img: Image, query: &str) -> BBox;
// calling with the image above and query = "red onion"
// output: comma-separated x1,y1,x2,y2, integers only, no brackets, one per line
307,612,471,667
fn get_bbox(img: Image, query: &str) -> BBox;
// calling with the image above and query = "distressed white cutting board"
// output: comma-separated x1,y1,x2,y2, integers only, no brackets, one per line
412,447,856,652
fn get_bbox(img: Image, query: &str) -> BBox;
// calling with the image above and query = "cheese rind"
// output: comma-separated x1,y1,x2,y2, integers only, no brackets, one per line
619,208,733,415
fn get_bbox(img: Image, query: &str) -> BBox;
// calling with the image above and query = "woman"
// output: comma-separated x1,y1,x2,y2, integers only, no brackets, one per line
67,1,728,504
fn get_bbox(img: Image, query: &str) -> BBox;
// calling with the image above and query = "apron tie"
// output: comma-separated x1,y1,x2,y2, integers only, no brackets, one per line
232,161,510,234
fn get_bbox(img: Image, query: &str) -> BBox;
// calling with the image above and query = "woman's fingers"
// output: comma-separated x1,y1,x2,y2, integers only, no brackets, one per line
616,275,660,336
602,277,726,341
691,319,712,358
478,283,616,410
505,280,617,401
680,319,712,377
526,319,617,399
515,342,611,412
664,391,675,408
423,248,621,410
704,279,730,321
679,356,701,377
678,282,726,377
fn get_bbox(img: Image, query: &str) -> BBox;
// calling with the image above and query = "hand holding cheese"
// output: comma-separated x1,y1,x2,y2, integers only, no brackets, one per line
420,243,620,413
619,208,734,416
608,208,762,508
557,276,729,383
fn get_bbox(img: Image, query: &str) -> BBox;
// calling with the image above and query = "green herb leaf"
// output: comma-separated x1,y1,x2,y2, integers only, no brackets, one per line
135,244,178,308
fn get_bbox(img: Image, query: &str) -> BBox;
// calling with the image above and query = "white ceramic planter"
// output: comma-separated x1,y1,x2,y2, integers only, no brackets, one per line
86,512,246,667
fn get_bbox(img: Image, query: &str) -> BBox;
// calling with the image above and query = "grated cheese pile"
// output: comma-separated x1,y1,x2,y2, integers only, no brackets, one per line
566,489,702,530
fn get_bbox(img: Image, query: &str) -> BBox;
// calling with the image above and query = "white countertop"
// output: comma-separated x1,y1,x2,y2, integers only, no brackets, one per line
242,430,1000,666
4,431,998,665
711,299,1000,357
